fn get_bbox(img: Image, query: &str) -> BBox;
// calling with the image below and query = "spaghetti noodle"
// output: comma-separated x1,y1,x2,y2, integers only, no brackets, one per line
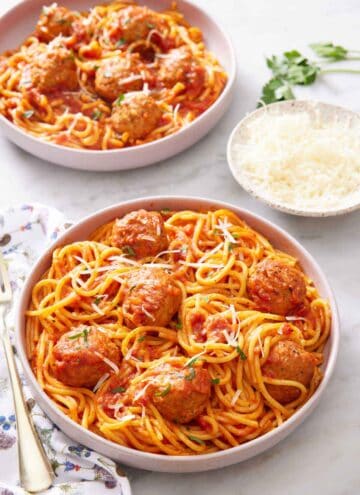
25,208,331,455
0,1,227,150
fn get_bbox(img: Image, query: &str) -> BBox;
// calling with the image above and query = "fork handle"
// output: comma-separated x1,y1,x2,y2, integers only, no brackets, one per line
2,329,54,492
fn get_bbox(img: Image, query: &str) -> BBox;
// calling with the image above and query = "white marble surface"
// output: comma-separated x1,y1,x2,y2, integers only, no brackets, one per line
1,0,360,493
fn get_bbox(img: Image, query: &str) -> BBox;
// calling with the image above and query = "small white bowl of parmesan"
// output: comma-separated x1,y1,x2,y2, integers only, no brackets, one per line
227,100,360,217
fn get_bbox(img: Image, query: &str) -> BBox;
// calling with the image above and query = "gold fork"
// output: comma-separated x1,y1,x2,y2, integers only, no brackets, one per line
0,252,53,492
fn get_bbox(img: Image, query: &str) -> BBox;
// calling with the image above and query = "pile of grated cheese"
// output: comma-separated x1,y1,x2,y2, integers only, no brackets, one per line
230,110,360,211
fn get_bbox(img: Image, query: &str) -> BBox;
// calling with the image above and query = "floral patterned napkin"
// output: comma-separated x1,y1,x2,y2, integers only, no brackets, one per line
0,204,132,495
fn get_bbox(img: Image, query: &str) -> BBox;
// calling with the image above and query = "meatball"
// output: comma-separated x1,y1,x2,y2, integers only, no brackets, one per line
110,93,162,140
110,6,164,43
95,55,144,102
122,267,181,328
52,327,120,388
35,5,77,42
262,340,316,404
130,359,211,423
30,46,78,92
247,259,306,316
158,46,204,89
112,209,168,259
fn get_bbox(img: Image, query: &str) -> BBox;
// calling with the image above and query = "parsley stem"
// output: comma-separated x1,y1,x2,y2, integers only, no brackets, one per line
320,67,360,74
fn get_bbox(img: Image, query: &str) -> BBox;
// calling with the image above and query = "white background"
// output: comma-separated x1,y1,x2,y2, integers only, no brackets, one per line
1,0,360,494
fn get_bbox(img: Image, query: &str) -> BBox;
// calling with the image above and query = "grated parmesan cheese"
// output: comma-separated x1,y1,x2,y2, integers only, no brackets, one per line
230,109,360,211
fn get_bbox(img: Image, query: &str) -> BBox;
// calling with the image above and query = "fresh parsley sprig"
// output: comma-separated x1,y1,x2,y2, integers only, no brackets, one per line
258,42,360,107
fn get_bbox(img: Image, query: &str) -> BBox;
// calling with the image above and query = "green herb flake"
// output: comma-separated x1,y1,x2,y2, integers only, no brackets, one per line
137,335,146,343
93,295,102,305
68,328,90,342
122,245,136,257
115,93,125,105
22,110,34,119
56,18,70,26
175,320,182,330
146,23,155,29
160,208,170,214
185,367,196,381
185,356,199,368
232,233,240,240
236,346,247,361
116,38,126,47
91,109,102,121
93,65,100,71
111,386,126,394
154,383,171,397
211,378,220,385
188,435,205,445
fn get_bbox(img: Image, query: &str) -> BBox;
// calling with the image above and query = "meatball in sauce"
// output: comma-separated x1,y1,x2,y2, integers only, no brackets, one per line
247,259,307,316
94,55,144,102
30,45,78,93
52,327,120,388
262,340,316,404
111,93,162,141
35,5,77,42
128,358,211,423
108,6,165,44
122,266,181,328
158,46,205,91
112,209,168,259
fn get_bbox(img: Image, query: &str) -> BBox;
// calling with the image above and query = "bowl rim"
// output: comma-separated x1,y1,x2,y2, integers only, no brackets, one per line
227,99,360,217
0,0,236,156
16,195,340,466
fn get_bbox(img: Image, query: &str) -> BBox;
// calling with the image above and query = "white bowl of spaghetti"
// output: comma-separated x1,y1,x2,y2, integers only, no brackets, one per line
16,196,339,472
0,0,235,171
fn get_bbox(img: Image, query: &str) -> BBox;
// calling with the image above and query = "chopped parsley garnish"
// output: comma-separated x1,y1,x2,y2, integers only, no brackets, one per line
111,386,126,394
115,93,125,105
154,383,171,397
68,328,89,343
175,320,182,330
211,378,220,385
22,110,34,119
122,245,135,257
91,109,102,121
232,233,240,239
146,23,155,29
137,335,146,343
185,356,200,368
56,18,70,25
213,229,221,236
188,435,205,445
93,65,100,71
160,208,170,214
236,346,247,361
116,38,126,47
184,367,196,381
228,243,236,252
93,295,102,305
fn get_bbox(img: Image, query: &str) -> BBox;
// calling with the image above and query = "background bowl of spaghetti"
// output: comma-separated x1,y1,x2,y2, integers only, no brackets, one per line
0,0,235,171
16,196,340,472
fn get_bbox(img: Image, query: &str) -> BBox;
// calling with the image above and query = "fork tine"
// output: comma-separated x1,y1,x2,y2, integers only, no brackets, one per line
0,252,12,300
